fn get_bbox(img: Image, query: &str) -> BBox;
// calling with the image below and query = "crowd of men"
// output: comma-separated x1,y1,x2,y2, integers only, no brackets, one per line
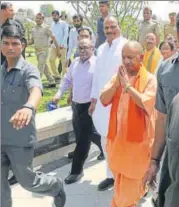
1,0,179,207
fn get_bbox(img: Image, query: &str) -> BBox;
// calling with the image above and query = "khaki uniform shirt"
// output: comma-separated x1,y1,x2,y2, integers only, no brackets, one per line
138,20,160,47
164,23,177,39
32,24,53,51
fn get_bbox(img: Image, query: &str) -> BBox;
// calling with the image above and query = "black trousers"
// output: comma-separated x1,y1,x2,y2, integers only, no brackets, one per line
71,102,101,174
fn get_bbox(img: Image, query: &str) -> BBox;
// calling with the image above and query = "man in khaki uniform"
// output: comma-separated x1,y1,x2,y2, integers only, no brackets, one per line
29,13,60,88
138,6,160,47
164,12,177,40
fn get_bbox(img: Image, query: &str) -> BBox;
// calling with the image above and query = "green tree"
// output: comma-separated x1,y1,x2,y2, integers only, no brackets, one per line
67,0,148,39
40,4,54,17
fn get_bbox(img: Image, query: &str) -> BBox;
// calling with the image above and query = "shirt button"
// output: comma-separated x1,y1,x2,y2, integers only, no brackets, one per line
12,90,15,93
1,102,3,104
3,90,6,93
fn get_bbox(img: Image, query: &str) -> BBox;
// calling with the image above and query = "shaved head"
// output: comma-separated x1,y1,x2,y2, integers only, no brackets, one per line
123,41,143,55
122,41,143,74
78,38,93,47
146,33,156,40
104,16,118,25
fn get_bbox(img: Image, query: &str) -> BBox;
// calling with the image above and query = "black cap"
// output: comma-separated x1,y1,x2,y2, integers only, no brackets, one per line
169,12,176,16
99,0,109,5
52,10,60,16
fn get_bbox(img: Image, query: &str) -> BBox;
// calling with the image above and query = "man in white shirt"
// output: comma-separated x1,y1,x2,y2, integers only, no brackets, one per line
89,16,127,191
49,10,69,80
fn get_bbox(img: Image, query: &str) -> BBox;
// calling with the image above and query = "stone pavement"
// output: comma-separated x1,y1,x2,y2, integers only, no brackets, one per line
12,146,154,207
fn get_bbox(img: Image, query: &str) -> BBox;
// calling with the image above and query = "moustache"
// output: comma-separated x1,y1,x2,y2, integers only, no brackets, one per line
106,33,113,35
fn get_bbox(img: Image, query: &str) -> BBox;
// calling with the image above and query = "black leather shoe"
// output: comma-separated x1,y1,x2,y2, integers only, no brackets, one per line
44,83,56,88
54,179,66,207
64,173,83,185
68,151,74,159
98,178,114,191
8,175,18,185
97,153,105,161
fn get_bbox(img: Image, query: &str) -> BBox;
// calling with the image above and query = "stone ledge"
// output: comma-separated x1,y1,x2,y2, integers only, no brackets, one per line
36,106,73,141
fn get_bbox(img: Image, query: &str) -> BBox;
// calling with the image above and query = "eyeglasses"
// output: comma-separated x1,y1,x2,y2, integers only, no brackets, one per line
78,46,92,51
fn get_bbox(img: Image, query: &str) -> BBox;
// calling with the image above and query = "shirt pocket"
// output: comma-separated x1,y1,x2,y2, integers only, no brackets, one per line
6,83,23,103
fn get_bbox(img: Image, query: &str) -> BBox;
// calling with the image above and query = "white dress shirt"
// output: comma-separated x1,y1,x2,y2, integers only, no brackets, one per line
91,36,128,137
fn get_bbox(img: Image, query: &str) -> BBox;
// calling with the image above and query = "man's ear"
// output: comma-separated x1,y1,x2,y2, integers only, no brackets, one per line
22,42,26,51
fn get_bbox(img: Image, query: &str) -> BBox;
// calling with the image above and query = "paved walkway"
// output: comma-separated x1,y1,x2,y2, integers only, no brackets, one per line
12,147,154,207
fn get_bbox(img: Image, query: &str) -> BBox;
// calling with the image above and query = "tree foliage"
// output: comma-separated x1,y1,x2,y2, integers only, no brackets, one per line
67,0,148,39
40,4,54,17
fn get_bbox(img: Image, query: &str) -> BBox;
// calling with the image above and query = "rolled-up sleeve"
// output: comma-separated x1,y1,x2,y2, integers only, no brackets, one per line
24,64,43,94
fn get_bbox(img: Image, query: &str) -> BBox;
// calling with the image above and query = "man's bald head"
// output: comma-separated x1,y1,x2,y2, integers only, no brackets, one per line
123,41,143,55
122,41,143,74
145,33,157,50
103,16,120,44
104,16,118,25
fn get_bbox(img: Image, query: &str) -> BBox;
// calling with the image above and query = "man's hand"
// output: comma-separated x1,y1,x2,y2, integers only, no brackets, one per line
143,161,159,190
118,65,129,88
9,108,33,130
52,96,60,105
66,59,70,67
67,94,72,105
88,99,97,116
57,48,62,58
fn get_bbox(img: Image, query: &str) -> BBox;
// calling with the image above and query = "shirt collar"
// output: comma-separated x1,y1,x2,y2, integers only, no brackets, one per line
107,36,121,46
36,23,44,28
2,56,25,72
2,18,12,27
79,55,95,65
172,53,179,64
143,19,152,23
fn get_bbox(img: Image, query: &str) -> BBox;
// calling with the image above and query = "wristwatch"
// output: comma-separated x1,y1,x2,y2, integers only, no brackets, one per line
22,103,36,113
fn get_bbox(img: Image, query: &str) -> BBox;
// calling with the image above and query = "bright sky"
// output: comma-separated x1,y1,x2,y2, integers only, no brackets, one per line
4,1,179,21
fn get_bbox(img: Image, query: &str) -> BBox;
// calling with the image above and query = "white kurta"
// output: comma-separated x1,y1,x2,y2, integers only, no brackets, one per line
91,36,127,137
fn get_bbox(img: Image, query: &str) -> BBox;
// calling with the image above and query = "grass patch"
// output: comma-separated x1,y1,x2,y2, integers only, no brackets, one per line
26,51,69,113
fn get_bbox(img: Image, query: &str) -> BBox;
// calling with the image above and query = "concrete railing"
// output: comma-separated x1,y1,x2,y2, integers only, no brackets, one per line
33,106,75,167
36,106,73,141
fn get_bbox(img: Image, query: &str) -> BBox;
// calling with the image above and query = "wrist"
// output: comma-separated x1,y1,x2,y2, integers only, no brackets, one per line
22,103,35,113
150,158,160,166
124,83,132,92
91,98,97,104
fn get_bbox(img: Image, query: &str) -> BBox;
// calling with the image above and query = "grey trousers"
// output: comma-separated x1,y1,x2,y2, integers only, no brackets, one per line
1,145,64,207
164,139,179,207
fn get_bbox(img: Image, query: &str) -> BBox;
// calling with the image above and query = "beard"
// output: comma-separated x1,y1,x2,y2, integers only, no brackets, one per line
75,24,82,29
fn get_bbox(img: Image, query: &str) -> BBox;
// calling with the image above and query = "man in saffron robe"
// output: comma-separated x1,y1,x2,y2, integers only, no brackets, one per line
100,41,157,207
143,33,162,73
